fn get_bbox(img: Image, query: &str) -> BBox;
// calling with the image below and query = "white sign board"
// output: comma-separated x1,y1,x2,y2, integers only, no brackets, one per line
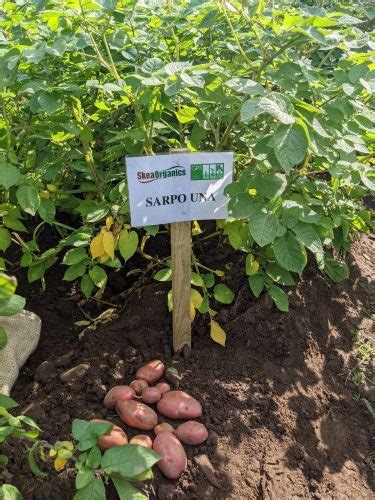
126,152,233,227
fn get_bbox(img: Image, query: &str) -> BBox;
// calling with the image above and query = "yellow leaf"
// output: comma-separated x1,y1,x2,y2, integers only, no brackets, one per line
90,233,105,260
59,441,74,451
192,220,202,235
208,308,217,317
190,300,196,321
39,447,47,462
249,260,259,276
106,216,113,230
102,231,115,260
210,320,226,347
167,289,173,312
191,288,203,309
49,449,57,458
99,252,110,263
54,457,67,472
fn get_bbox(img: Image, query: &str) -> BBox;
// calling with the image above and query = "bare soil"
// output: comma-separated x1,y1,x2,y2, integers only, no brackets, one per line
1,232,374,499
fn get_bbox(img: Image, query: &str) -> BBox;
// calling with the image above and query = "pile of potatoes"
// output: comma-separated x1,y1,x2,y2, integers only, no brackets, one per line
95,359,208,479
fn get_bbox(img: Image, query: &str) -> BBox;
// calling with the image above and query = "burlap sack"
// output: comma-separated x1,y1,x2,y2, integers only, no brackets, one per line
0,310,41,396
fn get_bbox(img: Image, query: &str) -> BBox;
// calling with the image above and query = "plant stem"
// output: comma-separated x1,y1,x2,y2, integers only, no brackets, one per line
0,94,11,202
318,47,335,70
220,1,252,67
217,97,247,150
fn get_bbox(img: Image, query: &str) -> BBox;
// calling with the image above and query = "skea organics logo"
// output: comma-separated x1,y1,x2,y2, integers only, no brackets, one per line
137,165,186,183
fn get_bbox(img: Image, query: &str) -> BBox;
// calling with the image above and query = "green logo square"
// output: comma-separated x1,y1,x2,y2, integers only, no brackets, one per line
191,163,224,181
191,164,203,180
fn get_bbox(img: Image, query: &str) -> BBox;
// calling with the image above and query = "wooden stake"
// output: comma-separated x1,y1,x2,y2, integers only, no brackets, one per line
170,149,191,352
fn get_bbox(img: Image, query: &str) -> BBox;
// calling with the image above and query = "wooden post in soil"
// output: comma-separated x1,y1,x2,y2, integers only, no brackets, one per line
170,148,191,352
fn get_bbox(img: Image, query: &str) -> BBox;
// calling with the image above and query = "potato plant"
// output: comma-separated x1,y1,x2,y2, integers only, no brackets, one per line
0,394,161,500
0,0,374,339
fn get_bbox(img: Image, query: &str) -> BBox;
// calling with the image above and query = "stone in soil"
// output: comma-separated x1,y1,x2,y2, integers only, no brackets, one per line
60,363,90,383
34,361,55,385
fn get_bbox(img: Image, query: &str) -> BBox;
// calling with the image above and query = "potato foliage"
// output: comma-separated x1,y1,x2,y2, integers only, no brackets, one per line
0,0,373,315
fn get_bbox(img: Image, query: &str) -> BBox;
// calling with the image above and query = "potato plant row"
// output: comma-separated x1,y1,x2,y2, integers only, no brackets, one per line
0,0,374,340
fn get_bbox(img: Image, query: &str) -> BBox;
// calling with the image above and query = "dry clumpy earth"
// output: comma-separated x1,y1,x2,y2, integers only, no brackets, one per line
1,231,374,499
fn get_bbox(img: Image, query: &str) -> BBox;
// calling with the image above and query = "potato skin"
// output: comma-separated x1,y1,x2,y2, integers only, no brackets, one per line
155,382,171,395
91,419,128,451
103,385,135,409
141,387,162,404
153,431,187,479
129,434,153,448
175,421,208,445
154,423,174,435
129,379,149,395
117,399,158,430
157,391,202,419
136,360,165,384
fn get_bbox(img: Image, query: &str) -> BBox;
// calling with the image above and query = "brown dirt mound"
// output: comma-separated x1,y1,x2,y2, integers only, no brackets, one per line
1,234,374,499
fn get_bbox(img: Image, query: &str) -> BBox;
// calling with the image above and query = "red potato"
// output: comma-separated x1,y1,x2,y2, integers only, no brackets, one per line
141,387,162,404
129,379,149,396
156,382,171,395
154,423,174,435
130,434,153,448
153,431,187,479
91,419,128,451
157,391,202,419
117,399,158,430
175,421,208,445
104,385,135,409
136,360,165,384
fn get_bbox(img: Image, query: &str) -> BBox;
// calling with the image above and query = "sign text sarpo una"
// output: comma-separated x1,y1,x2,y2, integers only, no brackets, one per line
126,152,233,227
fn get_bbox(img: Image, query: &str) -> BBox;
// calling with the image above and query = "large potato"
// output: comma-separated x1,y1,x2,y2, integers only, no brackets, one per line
141,387,161,404
155,382,170,395
129,379,149,395
104,385,135,409
157,391,202,419
136,360,165,384
154,422,174,435
130,434,153,448
153,431,187,479
175,421,208,445
91,419,128,451
117,400,158,430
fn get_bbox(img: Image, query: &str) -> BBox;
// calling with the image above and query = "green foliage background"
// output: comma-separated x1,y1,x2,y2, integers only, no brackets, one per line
0,0,374,312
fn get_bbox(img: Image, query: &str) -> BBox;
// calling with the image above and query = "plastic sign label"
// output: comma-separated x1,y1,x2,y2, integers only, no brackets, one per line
126,152,233,227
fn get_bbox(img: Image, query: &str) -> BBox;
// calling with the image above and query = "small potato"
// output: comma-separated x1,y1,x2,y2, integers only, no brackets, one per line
91,419,128,451
175,421,208,445
117,399,158,430
130,379,149,396
130,434,153,448
104,385,135,409
154,423,174,435
136,360,165,384
153,431,187,479
156,382,170,395
157,391,202,419
141,387,161,404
